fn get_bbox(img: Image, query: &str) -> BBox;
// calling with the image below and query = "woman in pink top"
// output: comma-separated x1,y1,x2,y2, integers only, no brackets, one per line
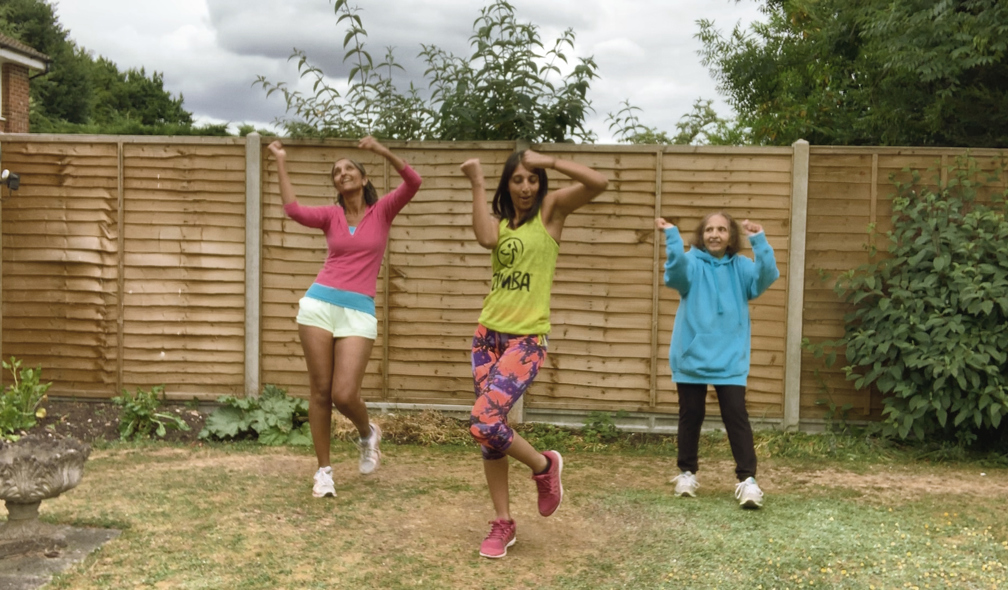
267,137,422,499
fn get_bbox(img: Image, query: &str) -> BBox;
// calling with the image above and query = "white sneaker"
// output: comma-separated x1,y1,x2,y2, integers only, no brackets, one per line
358,423,382,475
312,467,335,498
671,471,699,498
735,477,764,509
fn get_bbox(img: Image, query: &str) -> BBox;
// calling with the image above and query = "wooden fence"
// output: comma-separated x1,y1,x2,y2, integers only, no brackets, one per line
1,135,1005,431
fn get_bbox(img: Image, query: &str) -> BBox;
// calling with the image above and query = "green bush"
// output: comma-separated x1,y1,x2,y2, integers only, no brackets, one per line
112,384,191,441
820,156,1008,445
0,357,51,440
582,410,627,444
199,384,311,446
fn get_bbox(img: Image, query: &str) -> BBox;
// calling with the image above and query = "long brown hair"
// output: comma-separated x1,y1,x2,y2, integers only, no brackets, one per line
492,150,549,228
690,211,743,256
331,158,379,207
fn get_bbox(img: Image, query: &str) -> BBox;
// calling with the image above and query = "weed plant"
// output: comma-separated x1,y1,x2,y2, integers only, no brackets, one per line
112,385,190,441
0,356,51,440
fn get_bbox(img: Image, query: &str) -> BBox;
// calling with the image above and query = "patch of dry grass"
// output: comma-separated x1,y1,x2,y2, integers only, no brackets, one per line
331,409,475,446
11,414,1008,589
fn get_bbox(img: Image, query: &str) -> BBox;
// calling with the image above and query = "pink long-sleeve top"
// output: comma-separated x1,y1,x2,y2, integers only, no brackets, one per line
283,164,422,298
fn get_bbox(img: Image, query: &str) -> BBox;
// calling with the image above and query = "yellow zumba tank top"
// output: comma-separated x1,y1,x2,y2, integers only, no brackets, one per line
477,210,559,335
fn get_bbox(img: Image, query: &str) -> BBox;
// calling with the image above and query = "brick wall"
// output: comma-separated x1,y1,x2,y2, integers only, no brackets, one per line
1,62,31,133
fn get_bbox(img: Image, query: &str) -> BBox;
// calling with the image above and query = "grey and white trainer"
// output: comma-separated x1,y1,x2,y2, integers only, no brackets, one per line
312,466,336,498
735,477,764,509
358,423,382,475
671,470,699,498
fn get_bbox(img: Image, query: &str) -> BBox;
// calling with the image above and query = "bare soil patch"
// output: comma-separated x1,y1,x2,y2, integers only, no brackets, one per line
30,399,206,444
769,462,1006,500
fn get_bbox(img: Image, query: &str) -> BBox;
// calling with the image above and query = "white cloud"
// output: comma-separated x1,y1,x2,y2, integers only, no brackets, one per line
52,0,764,140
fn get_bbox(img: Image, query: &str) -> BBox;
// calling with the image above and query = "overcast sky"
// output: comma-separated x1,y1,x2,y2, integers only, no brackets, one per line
53,0,763,142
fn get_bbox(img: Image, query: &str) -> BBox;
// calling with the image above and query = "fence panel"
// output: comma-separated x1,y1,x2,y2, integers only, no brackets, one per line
120,141,247,398
655,149,793,420
800,147,1008,421
0,139,120,397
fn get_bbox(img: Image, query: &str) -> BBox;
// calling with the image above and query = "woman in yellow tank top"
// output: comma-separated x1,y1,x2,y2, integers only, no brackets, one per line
460,150,608,559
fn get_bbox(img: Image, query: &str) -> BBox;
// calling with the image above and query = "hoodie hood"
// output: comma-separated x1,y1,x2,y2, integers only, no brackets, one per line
688,247,739,317
693,247,733,266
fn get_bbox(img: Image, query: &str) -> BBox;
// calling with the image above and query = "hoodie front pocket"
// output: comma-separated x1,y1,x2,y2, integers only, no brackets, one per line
678,333,746,378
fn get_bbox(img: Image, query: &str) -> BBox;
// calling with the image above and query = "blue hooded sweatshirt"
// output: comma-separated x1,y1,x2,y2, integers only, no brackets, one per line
661,226,780,386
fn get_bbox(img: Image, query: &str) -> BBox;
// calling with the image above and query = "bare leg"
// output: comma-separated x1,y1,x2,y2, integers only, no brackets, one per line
483,434,552,521
506,433,549,474
331,336,375,438
299,324,336,468
484,457,511,520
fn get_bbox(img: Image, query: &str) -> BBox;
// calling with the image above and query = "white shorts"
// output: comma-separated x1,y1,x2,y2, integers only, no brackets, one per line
296,297,378,340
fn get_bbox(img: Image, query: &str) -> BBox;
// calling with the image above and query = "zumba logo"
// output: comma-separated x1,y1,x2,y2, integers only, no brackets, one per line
496,237,524,268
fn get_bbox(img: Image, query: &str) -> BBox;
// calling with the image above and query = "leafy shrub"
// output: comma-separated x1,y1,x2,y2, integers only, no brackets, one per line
0,357,51,440
199,384,311,446
518,423,573,452
819,156,1008,445
112,384,191,441
582,410,627,444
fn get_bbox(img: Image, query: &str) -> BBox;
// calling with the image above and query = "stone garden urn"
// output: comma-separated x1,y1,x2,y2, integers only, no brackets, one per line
0,435,91,557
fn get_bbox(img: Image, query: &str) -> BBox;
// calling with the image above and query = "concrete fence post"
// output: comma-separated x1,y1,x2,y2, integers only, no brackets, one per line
245,133,262,398
784,139,810,429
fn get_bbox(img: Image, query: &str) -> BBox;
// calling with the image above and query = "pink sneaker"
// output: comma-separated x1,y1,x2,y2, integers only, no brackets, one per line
479,519,516,559
532,450,564,516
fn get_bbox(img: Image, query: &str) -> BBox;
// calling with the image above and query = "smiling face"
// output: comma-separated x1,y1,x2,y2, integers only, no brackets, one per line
507,163,541,219
331,159,366,198
703,214,731,258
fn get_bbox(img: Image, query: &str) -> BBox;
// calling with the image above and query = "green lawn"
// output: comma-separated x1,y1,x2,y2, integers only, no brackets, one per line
19,431,1008,589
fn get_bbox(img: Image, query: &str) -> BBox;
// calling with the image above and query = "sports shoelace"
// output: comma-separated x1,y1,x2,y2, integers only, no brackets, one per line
735,481,759,499
534,470,558,495
359,440,378,462
486,520,512,541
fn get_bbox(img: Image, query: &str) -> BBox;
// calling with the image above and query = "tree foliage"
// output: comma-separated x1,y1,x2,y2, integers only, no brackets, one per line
256,0,599,142
607,98,745,145
89,60,192,127
698,0,1008,147
816,156,1008,445
0,0,210,134
0,0,91,123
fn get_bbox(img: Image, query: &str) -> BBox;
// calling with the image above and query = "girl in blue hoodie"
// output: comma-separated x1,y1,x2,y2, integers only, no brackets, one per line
655,212,779,508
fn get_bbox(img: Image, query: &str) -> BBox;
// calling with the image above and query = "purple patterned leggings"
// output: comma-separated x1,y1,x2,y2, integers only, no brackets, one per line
470,324,547,460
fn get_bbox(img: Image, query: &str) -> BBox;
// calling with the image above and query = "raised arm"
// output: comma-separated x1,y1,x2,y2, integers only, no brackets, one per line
267,140,296,206
525,150,608,225
655,217,693,294
462,158,499,249
358,135,406,173
741,219,780,298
